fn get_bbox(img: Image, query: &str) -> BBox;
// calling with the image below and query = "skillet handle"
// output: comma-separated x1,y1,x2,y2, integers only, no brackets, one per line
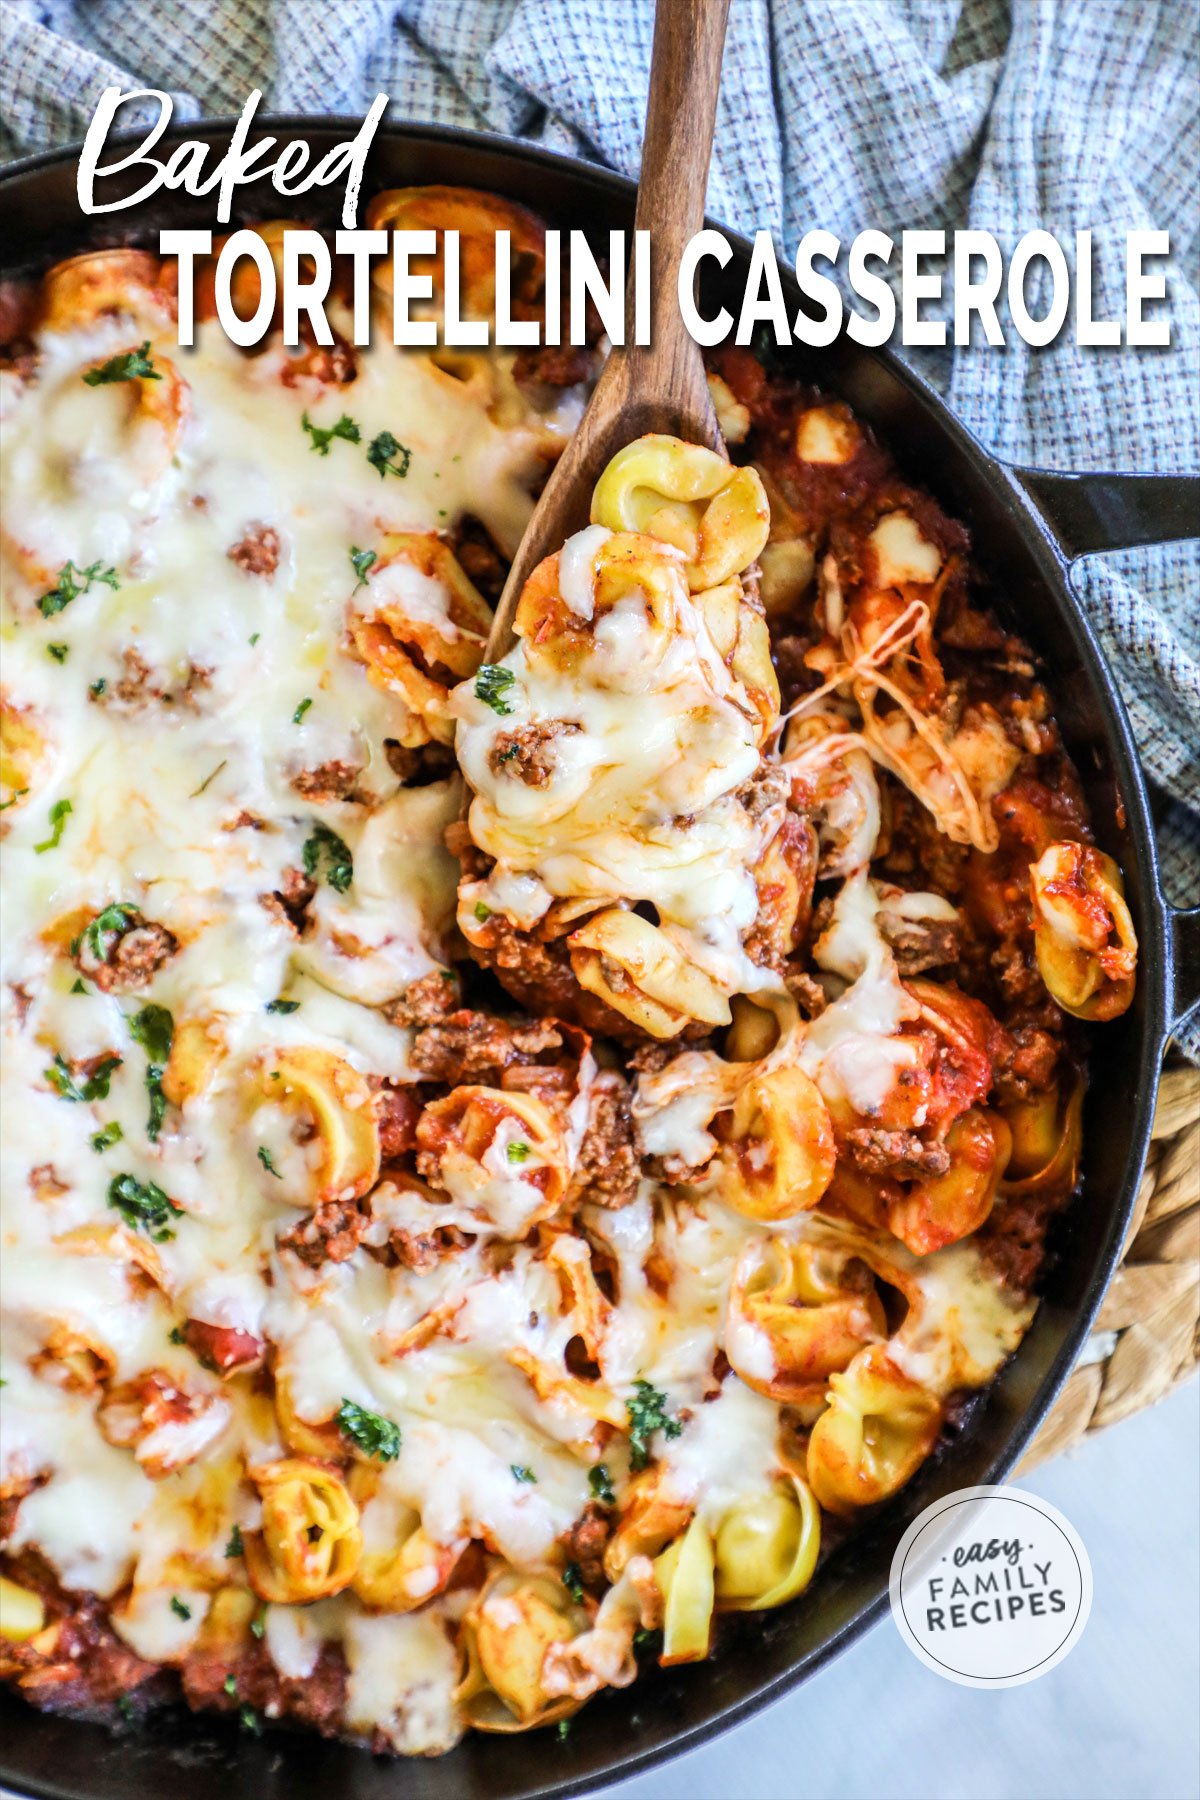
1008,468,1200,559
1168,904,1200,1038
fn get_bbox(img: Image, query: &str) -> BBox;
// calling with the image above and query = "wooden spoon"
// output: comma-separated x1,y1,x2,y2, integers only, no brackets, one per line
484,0,733,657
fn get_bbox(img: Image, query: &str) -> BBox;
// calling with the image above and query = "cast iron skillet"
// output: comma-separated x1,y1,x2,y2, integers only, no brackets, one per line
1,121,1197,1800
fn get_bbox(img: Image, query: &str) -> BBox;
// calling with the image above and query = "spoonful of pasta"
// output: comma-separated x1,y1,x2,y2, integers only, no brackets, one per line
482,0,735,659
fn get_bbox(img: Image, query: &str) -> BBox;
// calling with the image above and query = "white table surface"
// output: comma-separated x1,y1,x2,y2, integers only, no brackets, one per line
600,1380,1200,1800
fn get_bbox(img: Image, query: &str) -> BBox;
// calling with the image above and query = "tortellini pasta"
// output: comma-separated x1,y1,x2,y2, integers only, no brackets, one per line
725,1235,885,1410
350,534,492,747
590,435,770,591
252,1047,381,1204
806,1347,942,1516
653,1477,820,1664
455,1570,586,1732
243,1458,362,1603
1030,841,1138,1021
716,1067,837,1221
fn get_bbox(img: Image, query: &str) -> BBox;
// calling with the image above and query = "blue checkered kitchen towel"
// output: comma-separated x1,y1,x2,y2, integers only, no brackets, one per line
2,0,1197,1051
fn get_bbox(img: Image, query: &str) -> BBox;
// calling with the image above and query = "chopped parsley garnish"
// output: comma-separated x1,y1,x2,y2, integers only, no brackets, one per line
633,1626,662,1655
130,1004,173,1063
562,1562,585,1603
588,1464,616,1505
349,545,376,591
0,789,28,810
249,633,260,647
106,1172,181,1242
473,901,491,922
474,664,516,715
266,997,300,1014
47,642,69,662
46,1051,121,1103
130,1004,173,1142
627,1379,682,1471
366,430,412,479
556,1719,572,1741
302,821,353,893
37,559,120,619
239,1705,261,1736
257,1145,283,1180
225,1525,244,1558
169,1596,191,1621
335,1397,401,1462
90,678,107,697
506,1140,530,1164
169,1326,185,1345
83,342,160,386
292,696,313,725
511,1464,537,1484
84,902,138,962
223,1673,238,1698
34,798,72,853
190,760,227,797
90,1121,124,1153
301,409,361,456
115,1695,135,1723
250,1614,265,1640
70,978,88,994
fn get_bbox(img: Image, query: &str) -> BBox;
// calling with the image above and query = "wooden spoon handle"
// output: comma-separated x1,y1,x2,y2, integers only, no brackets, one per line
621,0,732,435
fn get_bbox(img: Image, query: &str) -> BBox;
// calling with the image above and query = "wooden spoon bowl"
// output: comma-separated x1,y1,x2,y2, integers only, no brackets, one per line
484,0,733,658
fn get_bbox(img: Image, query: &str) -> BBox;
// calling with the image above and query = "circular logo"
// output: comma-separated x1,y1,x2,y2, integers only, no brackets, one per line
889,1485,1092,1688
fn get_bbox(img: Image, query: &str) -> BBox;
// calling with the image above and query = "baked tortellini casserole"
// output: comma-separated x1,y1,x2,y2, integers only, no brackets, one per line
0,194,1135,1756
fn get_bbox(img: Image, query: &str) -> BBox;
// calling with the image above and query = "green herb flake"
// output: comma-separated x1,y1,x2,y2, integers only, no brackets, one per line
34,797,72,854
474,664,516,715
89,678,107,697
302,821,353,893
473,901,491,922
47,1051,122,1103
90,1120,123,1153
335,1397,401,1462
106,1172,181,1242
556,1719,572,1742
506,1140,530,1164
349,545,376,591
510,1464,537,1484
83,341,160,387
562,1562,585,1603
190,760,227,797
249,633,261,647
84,901,138,962
365,430,412,480
130,1003,173,1066
70,978,88,995
239,1705,261,1736
301,409,361,456
266,997,300,1015
37,559,120,620
292,696,313,725
223,1673,238,1698
225,1525,244,1558
169,1596,191,1621
633,1626,662,1655
115,1695,136,1723
0,789,28,811
47,642,69,662
257,1145,283,1180
626,1379,682,1471
588,1463,616,1505
169,1325,185,1345
130,1004,173,1142
250,1614,265,1640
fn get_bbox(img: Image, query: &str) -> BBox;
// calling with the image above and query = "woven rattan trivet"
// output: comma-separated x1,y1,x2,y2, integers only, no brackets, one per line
1019,1059,1200,1472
